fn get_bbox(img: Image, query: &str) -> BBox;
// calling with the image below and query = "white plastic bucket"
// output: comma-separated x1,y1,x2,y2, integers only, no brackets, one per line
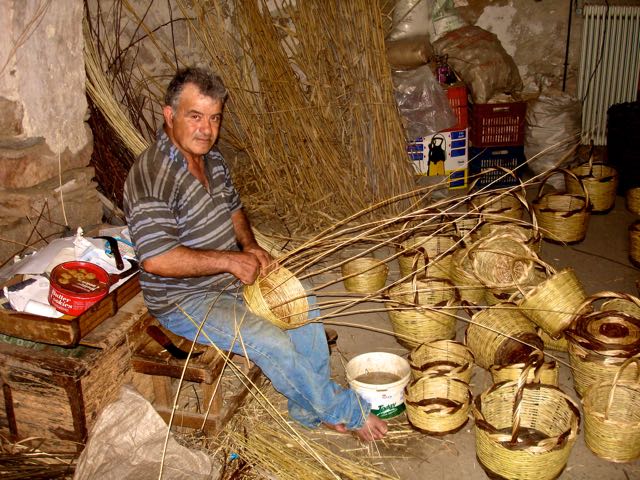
346,352,411,419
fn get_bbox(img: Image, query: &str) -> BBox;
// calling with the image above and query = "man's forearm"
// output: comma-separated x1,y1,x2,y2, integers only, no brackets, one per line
231,209,259,250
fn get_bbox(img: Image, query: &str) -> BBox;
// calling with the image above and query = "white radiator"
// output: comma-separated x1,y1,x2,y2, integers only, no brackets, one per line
577,4,640,145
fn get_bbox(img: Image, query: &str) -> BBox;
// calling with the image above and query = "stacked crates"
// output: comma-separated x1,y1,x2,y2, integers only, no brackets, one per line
469,101,527,188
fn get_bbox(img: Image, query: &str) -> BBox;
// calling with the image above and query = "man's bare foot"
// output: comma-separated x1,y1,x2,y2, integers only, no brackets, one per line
354,413,388,442
323,422,348,433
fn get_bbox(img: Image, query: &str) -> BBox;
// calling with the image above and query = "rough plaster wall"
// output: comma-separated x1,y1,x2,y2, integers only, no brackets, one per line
456,0,583,94
2,0,89,154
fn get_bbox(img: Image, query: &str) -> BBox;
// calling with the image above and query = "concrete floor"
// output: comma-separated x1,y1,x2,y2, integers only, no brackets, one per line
311,194,640,479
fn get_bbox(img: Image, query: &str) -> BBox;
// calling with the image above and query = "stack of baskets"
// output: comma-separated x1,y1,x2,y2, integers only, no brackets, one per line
404,340,474,434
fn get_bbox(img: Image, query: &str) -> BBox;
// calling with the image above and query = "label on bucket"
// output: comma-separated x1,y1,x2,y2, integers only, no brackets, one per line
373,401,406,419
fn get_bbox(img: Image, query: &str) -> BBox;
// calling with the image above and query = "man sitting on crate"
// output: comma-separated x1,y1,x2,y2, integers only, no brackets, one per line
122,66,387,441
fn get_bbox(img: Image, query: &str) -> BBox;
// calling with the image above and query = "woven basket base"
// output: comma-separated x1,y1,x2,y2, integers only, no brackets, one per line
476,455,566,480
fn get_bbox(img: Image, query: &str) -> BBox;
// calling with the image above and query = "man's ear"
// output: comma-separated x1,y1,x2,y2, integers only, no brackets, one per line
162,105,174,128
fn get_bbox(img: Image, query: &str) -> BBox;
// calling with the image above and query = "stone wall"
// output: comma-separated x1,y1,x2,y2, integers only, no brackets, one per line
0,0,102,265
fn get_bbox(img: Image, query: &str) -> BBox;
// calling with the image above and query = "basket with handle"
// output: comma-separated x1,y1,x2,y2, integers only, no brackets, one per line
473,367,581,480
490,349,560,386
404,375,472,435
449,246,486,305
566,154,618,213
341,256,389,293
464,301,542,370
243,266,310,330
582,355,640,462
537,327,569,352
532,168,591,243
397,233,457,280
565,291,640,396
517,258,587,338
408,339,475,383
385,277,459,349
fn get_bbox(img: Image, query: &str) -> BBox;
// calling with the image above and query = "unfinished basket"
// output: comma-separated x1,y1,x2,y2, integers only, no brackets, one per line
629,220,640,267
464,302,542,370
243,266,310,330
490,350,560,386
397,234,457,280
468,171,527,222
626,187,640,215
566,292,640,396
566,159,618,212
405,376,472,435
408,339,475,383
583,356,640,463
473,376,580,480
341,257,388,293
517,260,587,338
385,278,458,349
532,168,591,243
450,246,486,305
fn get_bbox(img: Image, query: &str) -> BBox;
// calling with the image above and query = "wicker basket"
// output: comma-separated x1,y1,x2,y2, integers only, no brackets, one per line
385,278,458,349
517,261,587,338
449,246,486,305
243,266,310,330
626,187,640,215
453,214,481,246
532,168,591,243
341,257,388,293
468,171,527,222
464,302,542,370
397,234,457,280
583,356,640,462
473,377,580,480
537,327,569,352
408,340,475,383
566,159,618,213
629,220,640,267
566,292,640,396
490,350,560,386
405,376,472,435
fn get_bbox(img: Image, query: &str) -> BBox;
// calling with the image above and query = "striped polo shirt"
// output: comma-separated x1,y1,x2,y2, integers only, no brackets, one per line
123,129,242,316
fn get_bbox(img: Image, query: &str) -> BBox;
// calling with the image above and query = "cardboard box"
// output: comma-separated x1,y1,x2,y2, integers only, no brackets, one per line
408,128,468,189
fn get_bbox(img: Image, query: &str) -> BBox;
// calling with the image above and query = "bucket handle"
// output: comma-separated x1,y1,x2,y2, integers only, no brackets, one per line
605,354,640,420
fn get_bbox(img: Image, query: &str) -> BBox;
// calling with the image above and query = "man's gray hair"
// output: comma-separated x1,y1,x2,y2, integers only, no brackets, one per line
164,66,228,111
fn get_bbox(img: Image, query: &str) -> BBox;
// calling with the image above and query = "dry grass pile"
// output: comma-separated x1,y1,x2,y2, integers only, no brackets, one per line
0,436,76,479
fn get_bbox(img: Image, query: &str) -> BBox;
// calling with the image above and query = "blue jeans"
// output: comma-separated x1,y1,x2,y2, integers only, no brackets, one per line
154,289,369,430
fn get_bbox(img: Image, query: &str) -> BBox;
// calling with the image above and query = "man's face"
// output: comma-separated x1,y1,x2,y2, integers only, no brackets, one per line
163,83,223,160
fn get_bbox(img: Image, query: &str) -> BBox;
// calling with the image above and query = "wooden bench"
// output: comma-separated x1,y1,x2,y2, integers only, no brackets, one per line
130,313,261,434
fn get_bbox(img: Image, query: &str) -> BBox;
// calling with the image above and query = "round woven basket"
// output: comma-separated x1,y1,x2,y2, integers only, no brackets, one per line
566,160,618,212
408,339,475,383
467,232,537,290
629,220,640,267
583,356,640,462
469,190,526,222
517,261,587,338
464,302,542,370
476,213,542,254
243,266,310,330
473,377,580,480
566,292,640,396
385,278,458,349
490,350,560,386
537,327,569,352
397,234,457,280
626,187,640,215
405,376,472,435
532,168,591,243
453,215,481,246
449,246,486,305
341,257,388,293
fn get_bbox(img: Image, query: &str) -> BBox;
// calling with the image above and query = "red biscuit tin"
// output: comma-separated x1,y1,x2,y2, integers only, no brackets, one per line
48,261,110,316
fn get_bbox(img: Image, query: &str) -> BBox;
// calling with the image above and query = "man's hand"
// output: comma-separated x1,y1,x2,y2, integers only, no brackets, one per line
244,244,277,275
228,251,262,285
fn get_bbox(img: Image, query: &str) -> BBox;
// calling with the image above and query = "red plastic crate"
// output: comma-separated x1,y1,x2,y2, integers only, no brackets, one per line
444,84,468,131
470,101,526,147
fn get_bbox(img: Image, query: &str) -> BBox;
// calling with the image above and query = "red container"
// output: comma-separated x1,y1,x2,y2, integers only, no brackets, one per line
444,84,469,131
470,101,526,147
48,261,110,316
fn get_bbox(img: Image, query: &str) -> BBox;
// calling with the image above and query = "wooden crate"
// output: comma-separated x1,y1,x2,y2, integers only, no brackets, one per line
0,293,149,452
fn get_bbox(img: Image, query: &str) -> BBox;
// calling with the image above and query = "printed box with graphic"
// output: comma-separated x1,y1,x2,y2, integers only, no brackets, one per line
408,128,468,189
